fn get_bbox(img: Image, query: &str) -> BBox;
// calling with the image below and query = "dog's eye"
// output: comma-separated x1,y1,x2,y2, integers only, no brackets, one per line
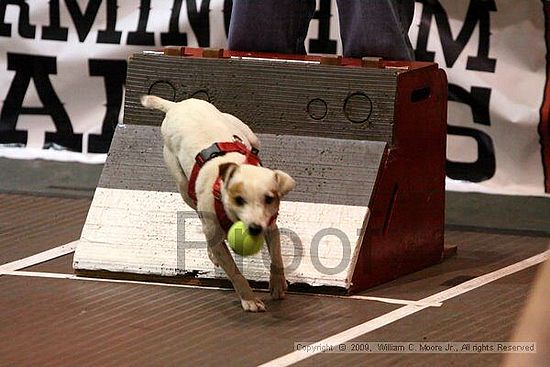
265,195,274,205
235,196,246,206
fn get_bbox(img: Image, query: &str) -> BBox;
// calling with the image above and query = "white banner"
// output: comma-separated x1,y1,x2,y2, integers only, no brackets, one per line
0,0,548,196
409,0,549,196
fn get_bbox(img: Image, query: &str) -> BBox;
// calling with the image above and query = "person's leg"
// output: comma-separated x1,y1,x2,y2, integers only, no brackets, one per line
228,0,316,54
336,0,415,60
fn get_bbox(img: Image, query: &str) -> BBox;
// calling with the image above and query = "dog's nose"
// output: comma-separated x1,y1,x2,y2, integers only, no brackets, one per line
248,224,263,236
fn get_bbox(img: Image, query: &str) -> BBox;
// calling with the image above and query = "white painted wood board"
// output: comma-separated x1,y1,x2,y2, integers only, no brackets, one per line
74,188,369,288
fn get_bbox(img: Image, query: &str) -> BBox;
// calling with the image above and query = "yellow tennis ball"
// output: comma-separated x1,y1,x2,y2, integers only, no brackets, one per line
227,221,264,256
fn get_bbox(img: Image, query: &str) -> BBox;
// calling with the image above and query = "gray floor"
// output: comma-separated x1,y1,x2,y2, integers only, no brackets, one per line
1,157,549,235
0,157,102,199
0,192,547,367
445,192,550,236
1,157,548,367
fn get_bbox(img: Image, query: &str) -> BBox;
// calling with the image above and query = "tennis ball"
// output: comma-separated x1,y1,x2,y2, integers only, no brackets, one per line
227,221,264,256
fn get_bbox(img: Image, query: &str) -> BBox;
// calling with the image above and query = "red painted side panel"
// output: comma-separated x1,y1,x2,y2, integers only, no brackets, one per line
539,2,550,192
350,66,447,292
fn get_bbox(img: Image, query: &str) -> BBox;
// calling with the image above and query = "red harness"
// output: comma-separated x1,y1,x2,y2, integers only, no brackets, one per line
188,138,271,232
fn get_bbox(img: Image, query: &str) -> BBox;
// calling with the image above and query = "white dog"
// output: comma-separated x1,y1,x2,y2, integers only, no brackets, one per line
141,96,295,312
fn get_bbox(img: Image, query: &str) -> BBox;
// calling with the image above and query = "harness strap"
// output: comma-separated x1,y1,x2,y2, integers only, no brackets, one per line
188,139,260,204
212,177,235,232
188,138,276,232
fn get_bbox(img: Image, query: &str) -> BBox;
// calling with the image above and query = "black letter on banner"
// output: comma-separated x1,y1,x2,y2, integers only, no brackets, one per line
308,0,337,54
42,0,69,41
160,0,188,45
87,59,127,153
128,0,155,45
415,0,497,72
446,84,495,182
0,53,82,151
0,0,36,38
223,0,232,37
97,0,122,44
187,0,210,47
65,0,102,42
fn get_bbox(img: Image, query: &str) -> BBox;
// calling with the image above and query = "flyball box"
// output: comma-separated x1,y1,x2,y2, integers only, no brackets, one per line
73,47,448,293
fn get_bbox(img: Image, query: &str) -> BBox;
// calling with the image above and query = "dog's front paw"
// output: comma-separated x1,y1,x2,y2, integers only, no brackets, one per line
270,274,288,300
241,298,266,312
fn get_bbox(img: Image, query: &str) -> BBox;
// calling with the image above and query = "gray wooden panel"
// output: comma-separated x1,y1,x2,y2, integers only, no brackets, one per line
98,125,175,192
259,134,385,207
123,53,398,142
99,125,386,207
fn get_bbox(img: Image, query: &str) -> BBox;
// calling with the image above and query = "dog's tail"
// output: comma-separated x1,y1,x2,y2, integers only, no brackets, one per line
140,95,176,113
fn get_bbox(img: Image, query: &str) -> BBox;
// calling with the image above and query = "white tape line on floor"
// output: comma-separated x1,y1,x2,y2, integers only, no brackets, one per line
257,250,549,367
346,295,442,308
0,241,78,272
0,270,440,308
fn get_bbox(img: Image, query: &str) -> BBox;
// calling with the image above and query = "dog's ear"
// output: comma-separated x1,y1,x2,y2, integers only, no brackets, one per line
219,162,238,183
274,170,296,197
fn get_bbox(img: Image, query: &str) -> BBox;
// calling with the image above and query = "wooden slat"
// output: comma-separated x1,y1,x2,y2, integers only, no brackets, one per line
123,53,398,142
100,125,386,207
74,188,369,288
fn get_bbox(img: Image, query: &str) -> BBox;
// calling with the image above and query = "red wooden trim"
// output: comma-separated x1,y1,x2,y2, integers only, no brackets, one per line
540,1,550,192
161,46,434,70
349,66,447,292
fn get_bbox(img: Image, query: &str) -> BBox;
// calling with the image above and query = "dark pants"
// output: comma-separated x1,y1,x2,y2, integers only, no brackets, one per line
228,0,415,60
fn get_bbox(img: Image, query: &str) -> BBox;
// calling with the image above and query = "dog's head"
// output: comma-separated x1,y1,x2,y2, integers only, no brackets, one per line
219,163,295,235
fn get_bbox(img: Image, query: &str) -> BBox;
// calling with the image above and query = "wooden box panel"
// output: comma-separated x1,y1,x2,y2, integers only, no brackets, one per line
74,48,447,293
124,53,397,142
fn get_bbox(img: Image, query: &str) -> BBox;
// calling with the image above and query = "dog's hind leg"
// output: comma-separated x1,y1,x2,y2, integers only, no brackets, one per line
163,146,196,210
222,113,260,150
